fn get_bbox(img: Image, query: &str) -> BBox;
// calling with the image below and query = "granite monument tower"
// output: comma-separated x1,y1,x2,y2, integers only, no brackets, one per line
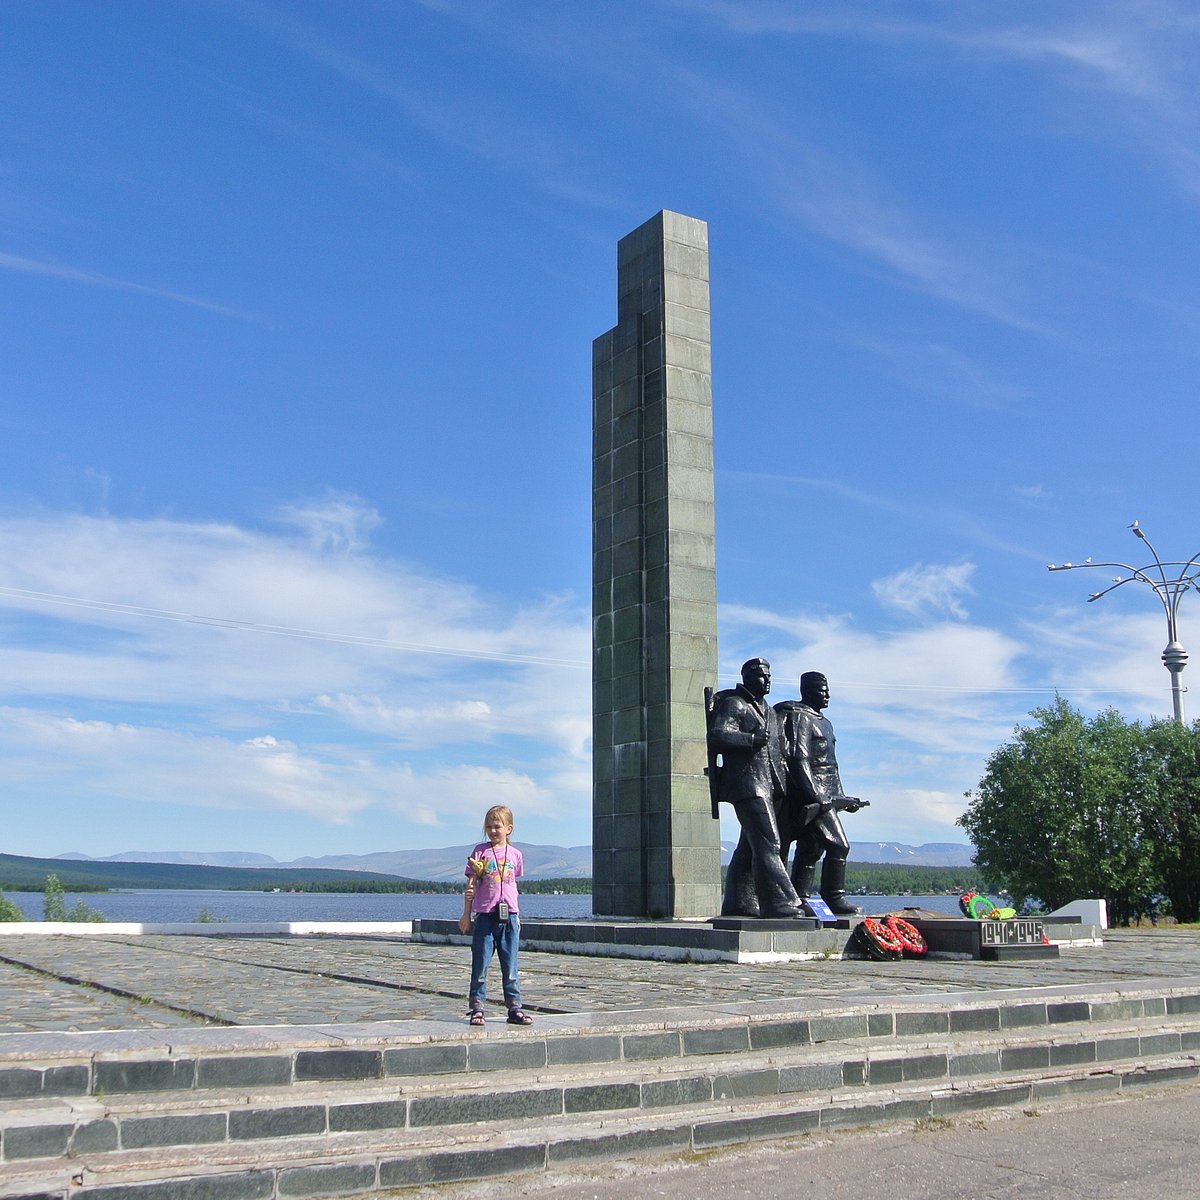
591,211,722,919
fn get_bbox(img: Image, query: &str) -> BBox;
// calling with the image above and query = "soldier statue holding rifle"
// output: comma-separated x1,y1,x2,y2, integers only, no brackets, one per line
705,658,805,919
774,671,869,916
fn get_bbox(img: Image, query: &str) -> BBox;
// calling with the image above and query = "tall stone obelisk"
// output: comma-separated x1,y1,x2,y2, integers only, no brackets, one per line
591,210,721,919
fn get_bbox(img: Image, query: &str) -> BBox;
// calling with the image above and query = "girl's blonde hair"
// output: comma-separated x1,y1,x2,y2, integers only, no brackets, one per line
484,804,513,832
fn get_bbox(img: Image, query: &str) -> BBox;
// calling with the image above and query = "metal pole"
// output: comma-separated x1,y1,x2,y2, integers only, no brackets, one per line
1163,641,1188,723
1049,522,1199,726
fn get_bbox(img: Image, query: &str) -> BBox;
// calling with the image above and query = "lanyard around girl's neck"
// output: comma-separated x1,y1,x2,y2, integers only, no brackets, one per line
488,840,509,881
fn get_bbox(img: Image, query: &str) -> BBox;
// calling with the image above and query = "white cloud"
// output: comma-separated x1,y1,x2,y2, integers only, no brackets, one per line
0,504,591,852
234,2,621,210
0,705,558,835
389,764,558,826
850,788,971,846
273,492,383,553
852,340,1029,412
654,64,1051,332
724,470,1050,565
681,2,1200,201
1015,483,1052,503
774,164,1050,333
0,502,1181,856
0,252,257,320
1024,605,1179,720
0,709,375,822
871,562,976,619
721,601,1027,748
311,694,495,745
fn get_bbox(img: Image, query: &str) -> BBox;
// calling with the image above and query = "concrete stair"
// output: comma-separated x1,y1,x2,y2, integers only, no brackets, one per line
2,981,1198,1199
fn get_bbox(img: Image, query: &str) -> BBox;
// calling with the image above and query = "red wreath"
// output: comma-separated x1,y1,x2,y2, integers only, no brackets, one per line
884,914,928,956
856,916,905,960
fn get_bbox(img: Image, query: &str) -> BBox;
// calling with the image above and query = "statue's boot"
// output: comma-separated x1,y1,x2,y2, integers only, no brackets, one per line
757,856,805,919
791,862,816,901
820,856,862,916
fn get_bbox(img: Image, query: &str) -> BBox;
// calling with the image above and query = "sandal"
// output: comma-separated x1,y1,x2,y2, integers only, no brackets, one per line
468,1009,485,1027
506,1009,533,1025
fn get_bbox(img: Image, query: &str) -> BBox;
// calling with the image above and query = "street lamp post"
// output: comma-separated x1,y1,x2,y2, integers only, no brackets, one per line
1048,521,1200,726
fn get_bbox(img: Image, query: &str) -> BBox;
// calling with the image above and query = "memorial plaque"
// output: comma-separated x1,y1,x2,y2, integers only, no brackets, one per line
980,919,1045,947
904,916,1060,960
803,896,838,923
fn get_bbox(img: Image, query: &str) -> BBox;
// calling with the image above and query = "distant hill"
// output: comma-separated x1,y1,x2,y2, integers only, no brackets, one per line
53,840,975,883
59,850,280,868
0,853,424,893
851,842,975,867
284,844,594,882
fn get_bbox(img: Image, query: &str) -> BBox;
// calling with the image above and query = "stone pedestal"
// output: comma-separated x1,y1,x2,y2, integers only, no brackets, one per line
906,916,1061,960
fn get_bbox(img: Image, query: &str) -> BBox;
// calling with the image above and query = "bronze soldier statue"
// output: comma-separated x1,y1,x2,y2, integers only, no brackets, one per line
707,658,805,919
775,671,869,916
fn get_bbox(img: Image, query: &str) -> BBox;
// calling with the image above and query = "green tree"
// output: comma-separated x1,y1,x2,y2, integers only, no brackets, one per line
0,893,23,922
959,698,1155,925
42,873,66,921
42,874,105,923
1140,718,1200,923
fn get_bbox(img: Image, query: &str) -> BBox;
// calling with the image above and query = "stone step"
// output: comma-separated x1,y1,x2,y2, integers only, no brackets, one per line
3,980,1195,1105
1,1051,1196,1199
3,982,1198,1195
2,1003,1198,1177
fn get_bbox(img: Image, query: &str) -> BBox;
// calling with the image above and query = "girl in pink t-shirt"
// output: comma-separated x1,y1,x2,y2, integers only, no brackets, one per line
459,804,531,1026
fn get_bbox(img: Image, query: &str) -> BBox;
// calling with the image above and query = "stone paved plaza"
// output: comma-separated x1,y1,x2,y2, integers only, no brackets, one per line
0,927,1197,1034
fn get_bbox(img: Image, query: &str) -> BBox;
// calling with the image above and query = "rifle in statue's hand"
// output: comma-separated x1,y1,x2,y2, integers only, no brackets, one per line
833,797,869,814
704,686,720,820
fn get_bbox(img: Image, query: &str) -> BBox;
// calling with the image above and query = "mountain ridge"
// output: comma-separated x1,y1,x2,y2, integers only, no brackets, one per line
57,841,975,880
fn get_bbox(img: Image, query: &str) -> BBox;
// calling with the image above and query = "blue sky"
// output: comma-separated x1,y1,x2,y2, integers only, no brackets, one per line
2,1,1199,861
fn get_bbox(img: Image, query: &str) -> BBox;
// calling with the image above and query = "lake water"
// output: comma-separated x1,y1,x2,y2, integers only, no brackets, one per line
1,889,967,924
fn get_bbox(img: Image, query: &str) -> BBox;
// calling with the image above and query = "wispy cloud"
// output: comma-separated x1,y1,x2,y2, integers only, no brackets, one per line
0,500,1175,851
850,340,1030,412
1024,604,1178,719
715,585,1182,842
230,1,621,210
197,71,421,185
0,708,556,831
872,562,976,620
272,491,383,554
941,9,1200,201
676,1,1200,200
0,711,375,823
0,500,591,850
611,33,1058,332
717,599,1030,841
1014,483,1052,504
723,469,1050,564
0,252,260,321
770,158,1053,334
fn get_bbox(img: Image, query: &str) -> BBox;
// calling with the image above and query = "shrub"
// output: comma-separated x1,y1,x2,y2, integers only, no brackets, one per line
42,874,106,923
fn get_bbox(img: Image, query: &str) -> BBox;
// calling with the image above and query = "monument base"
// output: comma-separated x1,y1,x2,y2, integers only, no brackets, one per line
905,916,1064,960
711,916,821,932
411,914,1100,965
982,944,1060,961
413,917,846,963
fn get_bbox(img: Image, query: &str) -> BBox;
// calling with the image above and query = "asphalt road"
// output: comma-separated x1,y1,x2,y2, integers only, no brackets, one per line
406,1081,1199,1200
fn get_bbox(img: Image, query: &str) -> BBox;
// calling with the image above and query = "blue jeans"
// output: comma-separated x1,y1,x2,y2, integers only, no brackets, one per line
468,909,521,1011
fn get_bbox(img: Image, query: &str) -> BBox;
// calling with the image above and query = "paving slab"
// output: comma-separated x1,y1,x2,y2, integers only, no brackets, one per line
0,927,1196,1034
